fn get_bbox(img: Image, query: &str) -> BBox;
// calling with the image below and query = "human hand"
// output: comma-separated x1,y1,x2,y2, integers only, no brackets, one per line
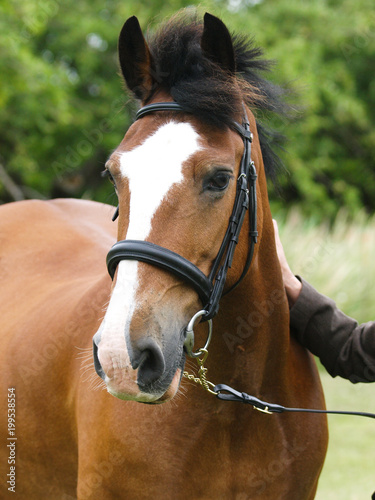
273,219,302,307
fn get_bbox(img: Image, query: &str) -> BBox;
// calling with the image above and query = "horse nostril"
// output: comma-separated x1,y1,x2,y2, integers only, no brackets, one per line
131,338,166,389
93,339,105,380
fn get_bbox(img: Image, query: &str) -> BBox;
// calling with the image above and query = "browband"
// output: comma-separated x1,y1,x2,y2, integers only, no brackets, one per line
135,102,184,120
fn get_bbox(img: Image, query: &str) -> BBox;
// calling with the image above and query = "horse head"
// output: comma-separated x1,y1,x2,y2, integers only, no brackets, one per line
93,12,272,403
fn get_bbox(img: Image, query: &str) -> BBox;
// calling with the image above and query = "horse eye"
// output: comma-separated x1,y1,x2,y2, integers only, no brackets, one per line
102,169,116,186
205,172,231,192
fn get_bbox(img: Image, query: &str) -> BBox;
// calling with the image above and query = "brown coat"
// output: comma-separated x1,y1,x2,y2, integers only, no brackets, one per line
290,278,375,383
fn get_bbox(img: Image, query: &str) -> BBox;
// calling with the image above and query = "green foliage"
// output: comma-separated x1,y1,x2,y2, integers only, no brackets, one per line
225,0,375,219
190,0,375,219
1,0,374,219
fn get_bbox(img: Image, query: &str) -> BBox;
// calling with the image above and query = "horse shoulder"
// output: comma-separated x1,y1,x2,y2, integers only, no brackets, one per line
1,198,116,274
0,197,115,367
0,198,118,497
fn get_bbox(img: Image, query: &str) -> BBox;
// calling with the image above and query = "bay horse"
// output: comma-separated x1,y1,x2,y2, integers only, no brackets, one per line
0,12,328,499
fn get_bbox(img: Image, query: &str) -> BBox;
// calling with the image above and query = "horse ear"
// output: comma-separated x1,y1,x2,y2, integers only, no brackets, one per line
118,16,154,100
201,13,236,73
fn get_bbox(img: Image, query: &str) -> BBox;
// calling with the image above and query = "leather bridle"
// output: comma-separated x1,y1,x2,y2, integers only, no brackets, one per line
104,102,375,420
106,102,258,323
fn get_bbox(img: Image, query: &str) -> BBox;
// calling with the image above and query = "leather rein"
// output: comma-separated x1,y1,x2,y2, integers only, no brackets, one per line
105,101,375,420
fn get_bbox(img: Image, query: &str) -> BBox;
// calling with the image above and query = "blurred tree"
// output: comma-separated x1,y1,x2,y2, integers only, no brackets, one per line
220,0,375,218
0,0,206,204
1,0,374,219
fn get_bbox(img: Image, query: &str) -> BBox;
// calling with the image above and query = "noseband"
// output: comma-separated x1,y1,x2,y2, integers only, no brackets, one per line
106,101,257,330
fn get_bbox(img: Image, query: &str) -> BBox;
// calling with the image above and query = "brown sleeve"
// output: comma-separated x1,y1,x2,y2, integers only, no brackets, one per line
290,278,375,383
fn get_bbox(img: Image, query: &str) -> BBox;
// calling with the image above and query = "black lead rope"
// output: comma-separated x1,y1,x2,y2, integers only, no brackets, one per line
214,384,375,419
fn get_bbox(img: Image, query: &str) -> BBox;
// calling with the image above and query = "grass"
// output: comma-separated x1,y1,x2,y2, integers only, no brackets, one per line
316,373,375,499
276,210,375,499
277,209,375,324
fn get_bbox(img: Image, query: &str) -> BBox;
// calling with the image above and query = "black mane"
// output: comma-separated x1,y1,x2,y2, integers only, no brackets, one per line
144,12,290,181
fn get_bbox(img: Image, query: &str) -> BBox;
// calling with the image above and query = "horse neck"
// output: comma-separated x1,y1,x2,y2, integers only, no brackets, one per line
206,194,290,395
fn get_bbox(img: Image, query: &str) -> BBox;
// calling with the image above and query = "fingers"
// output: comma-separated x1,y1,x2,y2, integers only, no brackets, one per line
272,218,302,307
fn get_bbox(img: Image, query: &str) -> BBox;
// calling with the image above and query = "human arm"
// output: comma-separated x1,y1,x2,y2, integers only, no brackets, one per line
272,219,301,307
290,278,375,382
273,219,375,382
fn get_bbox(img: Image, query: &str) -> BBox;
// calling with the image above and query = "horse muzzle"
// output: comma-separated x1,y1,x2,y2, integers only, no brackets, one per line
92,317,186,403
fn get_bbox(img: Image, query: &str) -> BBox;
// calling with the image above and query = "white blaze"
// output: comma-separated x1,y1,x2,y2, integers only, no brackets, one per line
98,121,202,397
123,121,201,240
